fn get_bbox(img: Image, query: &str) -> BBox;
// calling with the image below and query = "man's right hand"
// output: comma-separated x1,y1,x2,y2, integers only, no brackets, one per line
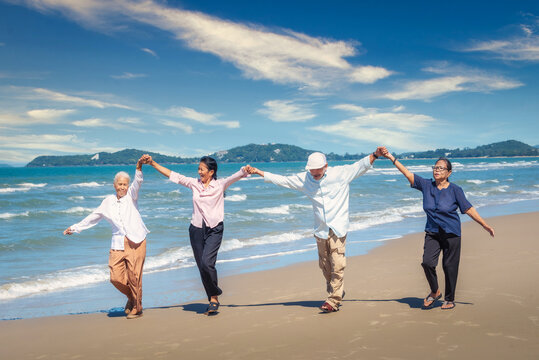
63,227,74,235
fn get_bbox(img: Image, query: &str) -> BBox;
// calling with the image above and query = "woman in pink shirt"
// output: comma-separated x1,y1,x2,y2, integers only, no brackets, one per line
146,155,248,315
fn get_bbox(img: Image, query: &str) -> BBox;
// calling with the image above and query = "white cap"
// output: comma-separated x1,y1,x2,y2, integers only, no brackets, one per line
305,152,327,170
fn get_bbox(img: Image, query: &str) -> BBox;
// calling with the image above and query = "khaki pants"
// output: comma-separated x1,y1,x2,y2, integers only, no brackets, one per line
109,237,146,313
316,230,346,308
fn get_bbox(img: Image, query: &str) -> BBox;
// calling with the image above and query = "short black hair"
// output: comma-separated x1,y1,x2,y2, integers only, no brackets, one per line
436,157,452,171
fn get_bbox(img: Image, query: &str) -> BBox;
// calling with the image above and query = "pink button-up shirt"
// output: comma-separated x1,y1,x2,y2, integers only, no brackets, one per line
169,168,247,228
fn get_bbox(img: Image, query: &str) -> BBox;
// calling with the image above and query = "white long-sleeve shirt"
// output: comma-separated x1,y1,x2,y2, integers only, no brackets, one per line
70,170,149,250
263,156,372,238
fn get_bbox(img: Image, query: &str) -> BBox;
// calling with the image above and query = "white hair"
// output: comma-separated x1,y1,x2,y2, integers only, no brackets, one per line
114,171,130,184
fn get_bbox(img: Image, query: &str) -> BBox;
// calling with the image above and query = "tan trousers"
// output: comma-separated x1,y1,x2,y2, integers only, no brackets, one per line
316,229,346,308
109,237,146,313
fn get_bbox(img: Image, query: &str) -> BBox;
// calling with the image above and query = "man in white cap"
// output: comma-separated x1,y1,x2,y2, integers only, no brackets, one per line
246,147,384,312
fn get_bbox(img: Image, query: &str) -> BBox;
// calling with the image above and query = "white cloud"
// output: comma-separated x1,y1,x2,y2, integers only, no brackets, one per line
331,104,373,114
258,100,316,122
0,109,75,126
160,119,194,134
0,133,120,163
311,108,437,150
349,66,393,84
18,0,392,90
380,64,523,101
462,19,539,61
72,118,123,129
141,47,158,57
27,108,76,121
117,117,142,125
30,88,134,109
111,72,147,79
166,106,240,128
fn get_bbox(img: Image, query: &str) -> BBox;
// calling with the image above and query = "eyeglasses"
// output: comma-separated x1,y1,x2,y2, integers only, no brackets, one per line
432,166,448,171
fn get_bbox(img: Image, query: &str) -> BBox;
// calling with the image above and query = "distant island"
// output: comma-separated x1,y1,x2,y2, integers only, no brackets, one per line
26,140,539,167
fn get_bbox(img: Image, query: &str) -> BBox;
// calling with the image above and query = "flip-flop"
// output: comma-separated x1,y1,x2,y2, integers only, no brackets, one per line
205,301,220,315
422,293,442,309
441,301,456,310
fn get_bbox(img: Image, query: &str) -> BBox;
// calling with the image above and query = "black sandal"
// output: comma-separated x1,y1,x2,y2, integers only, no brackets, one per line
205,301,220,315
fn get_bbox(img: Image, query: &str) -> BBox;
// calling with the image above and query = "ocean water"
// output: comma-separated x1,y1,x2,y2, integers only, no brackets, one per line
1,158,538,319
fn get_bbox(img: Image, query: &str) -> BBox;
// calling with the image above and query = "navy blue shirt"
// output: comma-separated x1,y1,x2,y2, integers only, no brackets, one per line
412,174,472,236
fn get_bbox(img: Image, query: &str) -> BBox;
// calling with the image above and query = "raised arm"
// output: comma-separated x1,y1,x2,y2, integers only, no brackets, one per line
145,155,171,178
245,165,264,177
221,167,249,189
465,207,495,237
382,147,414,186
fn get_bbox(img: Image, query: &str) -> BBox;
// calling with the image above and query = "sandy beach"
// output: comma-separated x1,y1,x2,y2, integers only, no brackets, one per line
1,212,538,359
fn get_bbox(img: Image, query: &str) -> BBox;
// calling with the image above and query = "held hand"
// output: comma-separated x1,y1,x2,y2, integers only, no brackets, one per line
63,227,74,235
375,146,385,158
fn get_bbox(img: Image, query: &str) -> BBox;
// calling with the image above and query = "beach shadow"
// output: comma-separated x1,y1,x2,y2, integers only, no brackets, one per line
225,300,322,309
106,307,127,318
342,297,474,309
180,303,209,314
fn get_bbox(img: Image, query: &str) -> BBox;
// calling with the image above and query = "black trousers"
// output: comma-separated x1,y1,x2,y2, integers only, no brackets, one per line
189,222,224,301
421,230,461,302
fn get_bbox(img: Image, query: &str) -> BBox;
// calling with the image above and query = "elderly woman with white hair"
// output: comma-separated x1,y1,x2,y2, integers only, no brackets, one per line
64,156,150,319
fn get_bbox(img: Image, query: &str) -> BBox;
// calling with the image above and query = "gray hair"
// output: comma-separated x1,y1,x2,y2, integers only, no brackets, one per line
114,171,130,184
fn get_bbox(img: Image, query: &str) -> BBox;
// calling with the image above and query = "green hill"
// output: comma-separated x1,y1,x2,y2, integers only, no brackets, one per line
400,140,538,158
25,140,538,167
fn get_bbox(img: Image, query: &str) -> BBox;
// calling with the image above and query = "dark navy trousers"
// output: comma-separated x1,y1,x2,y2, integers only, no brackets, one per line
421,229,461,302
189,222,224,301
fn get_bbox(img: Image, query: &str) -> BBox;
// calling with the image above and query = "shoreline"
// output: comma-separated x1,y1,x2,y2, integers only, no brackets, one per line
1,211,538,359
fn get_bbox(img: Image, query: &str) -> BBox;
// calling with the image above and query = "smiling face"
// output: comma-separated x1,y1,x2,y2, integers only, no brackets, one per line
198,162,215,184
309,164,328,181
432,159,452,182
114,177,129,198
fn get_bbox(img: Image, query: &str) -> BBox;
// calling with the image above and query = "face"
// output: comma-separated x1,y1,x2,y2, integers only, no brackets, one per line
309,164,328,181
114,177,129,198
198,162,215,183
432,160,451,181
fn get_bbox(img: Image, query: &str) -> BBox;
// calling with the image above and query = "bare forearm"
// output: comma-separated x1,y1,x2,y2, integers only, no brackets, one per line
150,160,171,178
388,155,414,185
465,207,495,236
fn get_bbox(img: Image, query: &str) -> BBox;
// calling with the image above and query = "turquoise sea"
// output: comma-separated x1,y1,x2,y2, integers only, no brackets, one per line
1,157,538,319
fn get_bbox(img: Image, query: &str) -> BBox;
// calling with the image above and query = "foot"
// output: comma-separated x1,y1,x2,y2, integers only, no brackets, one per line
423,291,442,309
441,301,455,310
205,301,220,315
124,299,134,314
320,302,339,313
126,308,143,319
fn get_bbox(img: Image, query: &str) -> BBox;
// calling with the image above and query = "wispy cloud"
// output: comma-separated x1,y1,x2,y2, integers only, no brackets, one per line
72,118,124,129
461,16,539,61
380,64,523,101
110,72,147,80
27,108,76,122
141,47,158,58
18,0,392,90
0,132,120,163
0,109,75,126
258,100,316,122
29,88,134,109
160,119,194,134
311,106,436,150
166,106,240,128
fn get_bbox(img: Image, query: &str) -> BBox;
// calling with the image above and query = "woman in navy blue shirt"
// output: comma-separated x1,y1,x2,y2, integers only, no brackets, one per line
382,150,494,310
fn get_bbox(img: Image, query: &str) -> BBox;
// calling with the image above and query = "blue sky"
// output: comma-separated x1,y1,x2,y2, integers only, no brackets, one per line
1,0,538,165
